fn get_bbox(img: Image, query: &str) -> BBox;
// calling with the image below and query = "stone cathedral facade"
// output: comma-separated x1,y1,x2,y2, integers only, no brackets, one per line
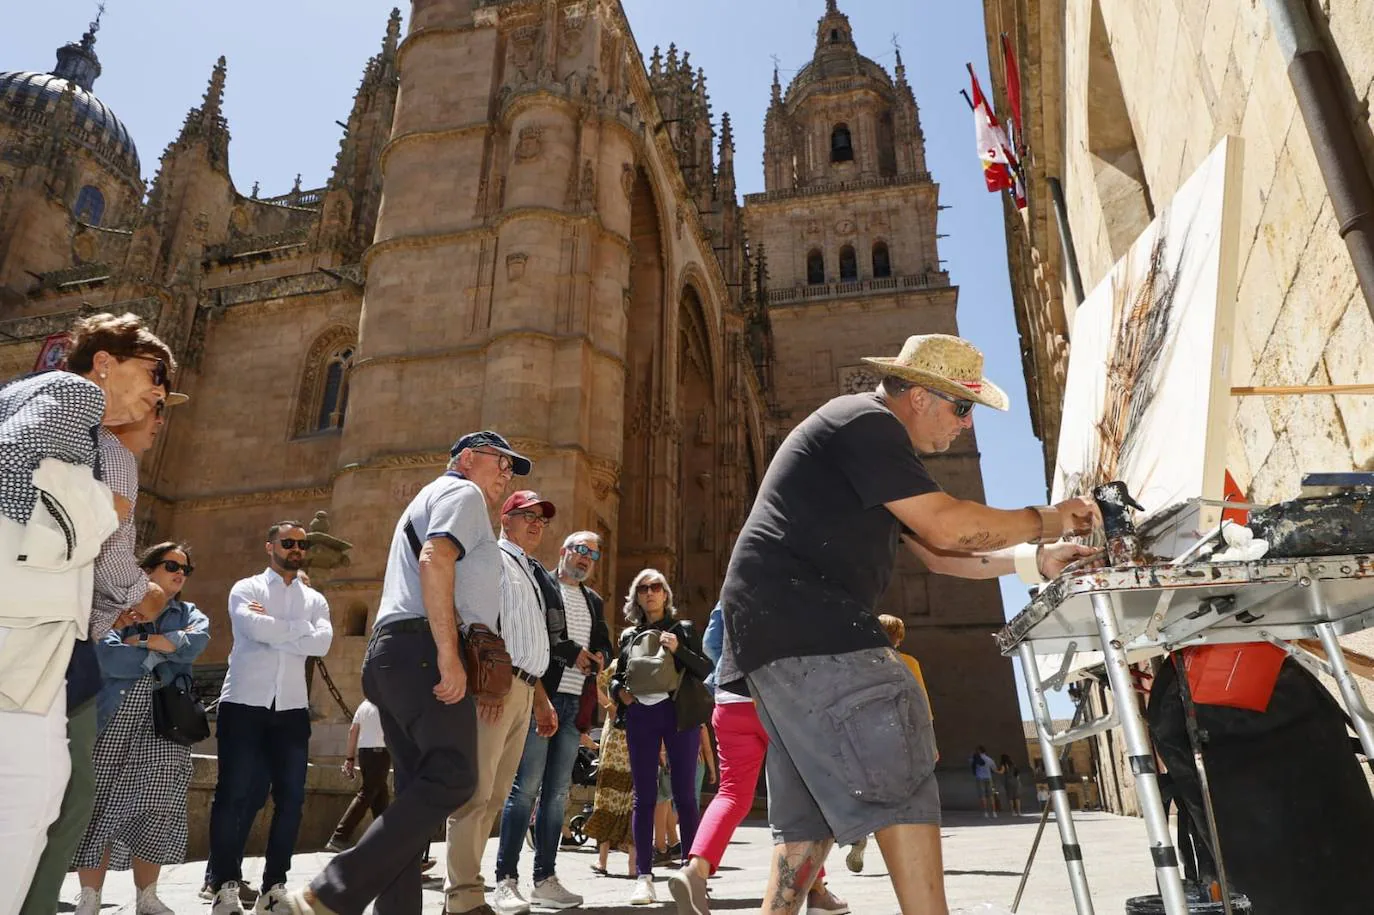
0,0,1023,767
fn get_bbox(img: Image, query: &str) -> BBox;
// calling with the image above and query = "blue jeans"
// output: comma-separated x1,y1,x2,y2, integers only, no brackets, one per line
495,691,583,882
207,702,311,891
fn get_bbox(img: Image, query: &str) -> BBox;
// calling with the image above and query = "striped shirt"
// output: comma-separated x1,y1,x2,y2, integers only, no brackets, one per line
557,581,593,695
498,539,551,678
90,427,149,639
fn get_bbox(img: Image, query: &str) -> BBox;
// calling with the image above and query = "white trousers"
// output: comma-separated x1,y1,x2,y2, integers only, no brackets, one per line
0,626,70,915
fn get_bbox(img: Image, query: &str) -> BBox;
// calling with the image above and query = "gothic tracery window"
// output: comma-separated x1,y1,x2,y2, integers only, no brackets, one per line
831,125,854,163
806,249,825,285
293,328,358,438
839,245,858,281
873,241,892,278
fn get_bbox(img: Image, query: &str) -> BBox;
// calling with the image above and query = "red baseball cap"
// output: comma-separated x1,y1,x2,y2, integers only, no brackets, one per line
501,490,556,519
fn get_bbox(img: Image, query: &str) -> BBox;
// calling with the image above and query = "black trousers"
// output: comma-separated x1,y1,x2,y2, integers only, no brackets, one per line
330,747,392,844
311,625,478,915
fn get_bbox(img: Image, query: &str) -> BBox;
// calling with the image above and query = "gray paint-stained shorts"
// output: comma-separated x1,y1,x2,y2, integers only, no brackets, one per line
749,646,940,846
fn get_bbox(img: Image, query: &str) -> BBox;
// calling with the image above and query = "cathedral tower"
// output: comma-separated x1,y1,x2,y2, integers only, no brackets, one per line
743,1,1024,773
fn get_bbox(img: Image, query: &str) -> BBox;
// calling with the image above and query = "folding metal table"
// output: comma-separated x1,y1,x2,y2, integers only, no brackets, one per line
998,554,1374,915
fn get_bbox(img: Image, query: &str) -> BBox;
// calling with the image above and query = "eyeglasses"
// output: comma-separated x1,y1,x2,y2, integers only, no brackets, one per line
154,399,166,418
158,559,194,576
510,510,547,525
636,581,666,594
568,543,601,560
134,356,169,389
277,538,312,551
926,387,975,418
474,449,514,474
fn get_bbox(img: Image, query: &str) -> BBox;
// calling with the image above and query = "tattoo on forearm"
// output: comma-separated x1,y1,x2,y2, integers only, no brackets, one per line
769,842,829,912
958,531,1008,550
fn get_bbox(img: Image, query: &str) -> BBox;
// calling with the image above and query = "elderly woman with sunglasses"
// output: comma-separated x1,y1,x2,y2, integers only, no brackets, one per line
71,542,209,915
0,312,173,915
609,569,713,906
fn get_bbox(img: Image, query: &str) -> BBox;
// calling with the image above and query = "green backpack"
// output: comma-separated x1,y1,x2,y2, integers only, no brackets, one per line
623,629,682,697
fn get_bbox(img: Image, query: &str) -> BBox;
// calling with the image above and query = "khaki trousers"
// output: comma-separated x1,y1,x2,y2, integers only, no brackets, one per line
444,680,535,912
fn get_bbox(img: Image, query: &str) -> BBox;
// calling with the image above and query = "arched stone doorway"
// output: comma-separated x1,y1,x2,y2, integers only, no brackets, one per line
617,167,676,614
676,285,718,626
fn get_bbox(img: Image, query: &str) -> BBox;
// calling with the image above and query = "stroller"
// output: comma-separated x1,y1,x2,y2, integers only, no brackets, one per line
526,741,600,848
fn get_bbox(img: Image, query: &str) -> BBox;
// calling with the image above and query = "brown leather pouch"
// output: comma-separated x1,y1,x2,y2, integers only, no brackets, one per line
463,623,513,701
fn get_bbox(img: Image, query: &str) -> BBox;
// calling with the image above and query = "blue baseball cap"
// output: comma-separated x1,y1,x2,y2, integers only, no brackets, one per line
449,430,532,476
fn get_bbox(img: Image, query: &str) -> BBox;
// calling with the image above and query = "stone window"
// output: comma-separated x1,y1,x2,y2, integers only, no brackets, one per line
74,185,105,226
293,327,358,438
806,249,825,285
830,125,854,163
839,244,858,281
830,28,841,44
872,241,892,278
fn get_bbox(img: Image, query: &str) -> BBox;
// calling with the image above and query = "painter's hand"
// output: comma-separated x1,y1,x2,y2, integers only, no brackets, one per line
1053,497,1099,536
1039,542,1103,578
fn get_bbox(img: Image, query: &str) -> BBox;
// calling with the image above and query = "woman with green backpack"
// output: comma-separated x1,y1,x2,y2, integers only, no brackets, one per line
608,569,713,906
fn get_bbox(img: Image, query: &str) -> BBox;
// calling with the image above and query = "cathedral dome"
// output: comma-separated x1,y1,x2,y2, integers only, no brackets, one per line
785,53,893,103
0,19,141,182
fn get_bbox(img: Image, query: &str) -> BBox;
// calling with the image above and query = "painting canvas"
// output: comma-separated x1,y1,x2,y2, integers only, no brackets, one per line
1051,136,1243,526
1031,137,1243,681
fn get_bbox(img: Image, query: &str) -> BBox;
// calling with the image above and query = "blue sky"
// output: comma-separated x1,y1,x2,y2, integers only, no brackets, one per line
2,1,1066,717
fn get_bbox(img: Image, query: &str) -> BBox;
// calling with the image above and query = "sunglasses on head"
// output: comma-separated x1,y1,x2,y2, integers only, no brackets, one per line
277,538,311,551
134,355,169,389
636,581,665,594
568,543,601,560
157,559,194,576
926,387,975,418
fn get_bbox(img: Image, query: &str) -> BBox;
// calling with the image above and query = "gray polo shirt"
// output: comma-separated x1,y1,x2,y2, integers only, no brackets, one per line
374,471,500,632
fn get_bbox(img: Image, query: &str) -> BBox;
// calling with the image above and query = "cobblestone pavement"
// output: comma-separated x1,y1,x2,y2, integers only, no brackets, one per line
60,810,1161,914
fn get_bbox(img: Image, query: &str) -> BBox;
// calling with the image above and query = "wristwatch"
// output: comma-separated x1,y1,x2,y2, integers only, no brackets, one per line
138,632,149,645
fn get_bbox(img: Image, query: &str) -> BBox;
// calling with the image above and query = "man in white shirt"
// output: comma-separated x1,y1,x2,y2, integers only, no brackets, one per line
494,530,611,912
208,521,333,915
446,490,559,915
285,431,527,915
327,700,390,852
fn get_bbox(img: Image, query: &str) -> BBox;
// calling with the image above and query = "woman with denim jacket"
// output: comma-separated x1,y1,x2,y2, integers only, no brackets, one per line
71,542,210,915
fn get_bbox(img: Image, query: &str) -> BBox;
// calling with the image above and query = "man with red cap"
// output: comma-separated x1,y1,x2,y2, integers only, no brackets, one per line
443,490,560,915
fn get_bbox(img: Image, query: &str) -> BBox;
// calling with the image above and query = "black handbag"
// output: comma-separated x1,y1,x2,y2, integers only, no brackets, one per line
152,673,211,746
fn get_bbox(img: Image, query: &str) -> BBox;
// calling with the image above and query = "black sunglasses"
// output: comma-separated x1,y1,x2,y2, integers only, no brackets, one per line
568,543,601,560
636,581,665,594
926,388,975,418
157,559,194,576
134,355,169,389
278,538,312,551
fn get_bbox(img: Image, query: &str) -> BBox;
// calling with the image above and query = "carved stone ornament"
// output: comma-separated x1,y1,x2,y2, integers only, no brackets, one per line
675,205,686,240
620,162,635,200
71,231,97,265
580,161,596,203
506,252,528,281
806,219,821,236
835,218,856,236
514,125,543,162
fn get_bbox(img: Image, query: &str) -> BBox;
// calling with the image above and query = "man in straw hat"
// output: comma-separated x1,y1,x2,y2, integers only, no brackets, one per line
709,334,1099,915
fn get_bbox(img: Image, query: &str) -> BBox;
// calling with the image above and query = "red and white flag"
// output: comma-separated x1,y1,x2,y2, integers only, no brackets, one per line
967,63,1025,208
1001,33,1024,156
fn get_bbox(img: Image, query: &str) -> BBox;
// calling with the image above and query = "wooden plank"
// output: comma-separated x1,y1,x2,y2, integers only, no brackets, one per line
1230,383,1374,396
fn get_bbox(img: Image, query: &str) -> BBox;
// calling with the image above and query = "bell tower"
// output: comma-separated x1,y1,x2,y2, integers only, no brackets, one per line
743,1,1025,780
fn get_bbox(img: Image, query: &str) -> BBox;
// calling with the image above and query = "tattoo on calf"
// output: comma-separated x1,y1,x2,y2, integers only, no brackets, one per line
769,842,829,912
957,531,1007,550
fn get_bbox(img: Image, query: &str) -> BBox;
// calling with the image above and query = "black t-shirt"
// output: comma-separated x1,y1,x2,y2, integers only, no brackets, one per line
718,392,941,680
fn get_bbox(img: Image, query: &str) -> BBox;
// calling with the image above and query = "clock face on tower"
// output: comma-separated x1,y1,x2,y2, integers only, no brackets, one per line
835,218,856,235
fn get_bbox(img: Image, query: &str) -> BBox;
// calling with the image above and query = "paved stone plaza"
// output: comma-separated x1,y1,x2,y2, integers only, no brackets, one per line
60,810,1161,914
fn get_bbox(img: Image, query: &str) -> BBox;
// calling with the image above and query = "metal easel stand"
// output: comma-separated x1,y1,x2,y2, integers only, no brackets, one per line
1090,592,1190,915
1018,642,1101,915
1307,577,1374,758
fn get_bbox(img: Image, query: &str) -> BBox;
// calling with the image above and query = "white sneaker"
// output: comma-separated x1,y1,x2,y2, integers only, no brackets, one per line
74,887,101,915
212,883,247,915
492,879,531,915
629,875,656,906
530,875,582,909
255,884,289,914
136,884,175,915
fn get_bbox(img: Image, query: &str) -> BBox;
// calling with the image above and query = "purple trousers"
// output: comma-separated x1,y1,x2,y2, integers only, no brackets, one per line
624,699,701,876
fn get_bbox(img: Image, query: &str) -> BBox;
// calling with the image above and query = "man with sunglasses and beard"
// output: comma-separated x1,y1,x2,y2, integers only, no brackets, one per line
208,522,333,915
712,335,1101,915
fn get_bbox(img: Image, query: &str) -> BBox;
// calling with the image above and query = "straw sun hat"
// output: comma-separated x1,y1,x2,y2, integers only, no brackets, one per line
861,334,1010,412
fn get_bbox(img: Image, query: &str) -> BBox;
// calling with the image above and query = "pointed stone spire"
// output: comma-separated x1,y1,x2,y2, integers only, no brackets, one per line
200,56,227,126
771,64,782,106
383,7,402,60
166,56,231,171
52,3,106,91
650,46,663,78
895,45,907,85
666,43,679,74
816,0,855,52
